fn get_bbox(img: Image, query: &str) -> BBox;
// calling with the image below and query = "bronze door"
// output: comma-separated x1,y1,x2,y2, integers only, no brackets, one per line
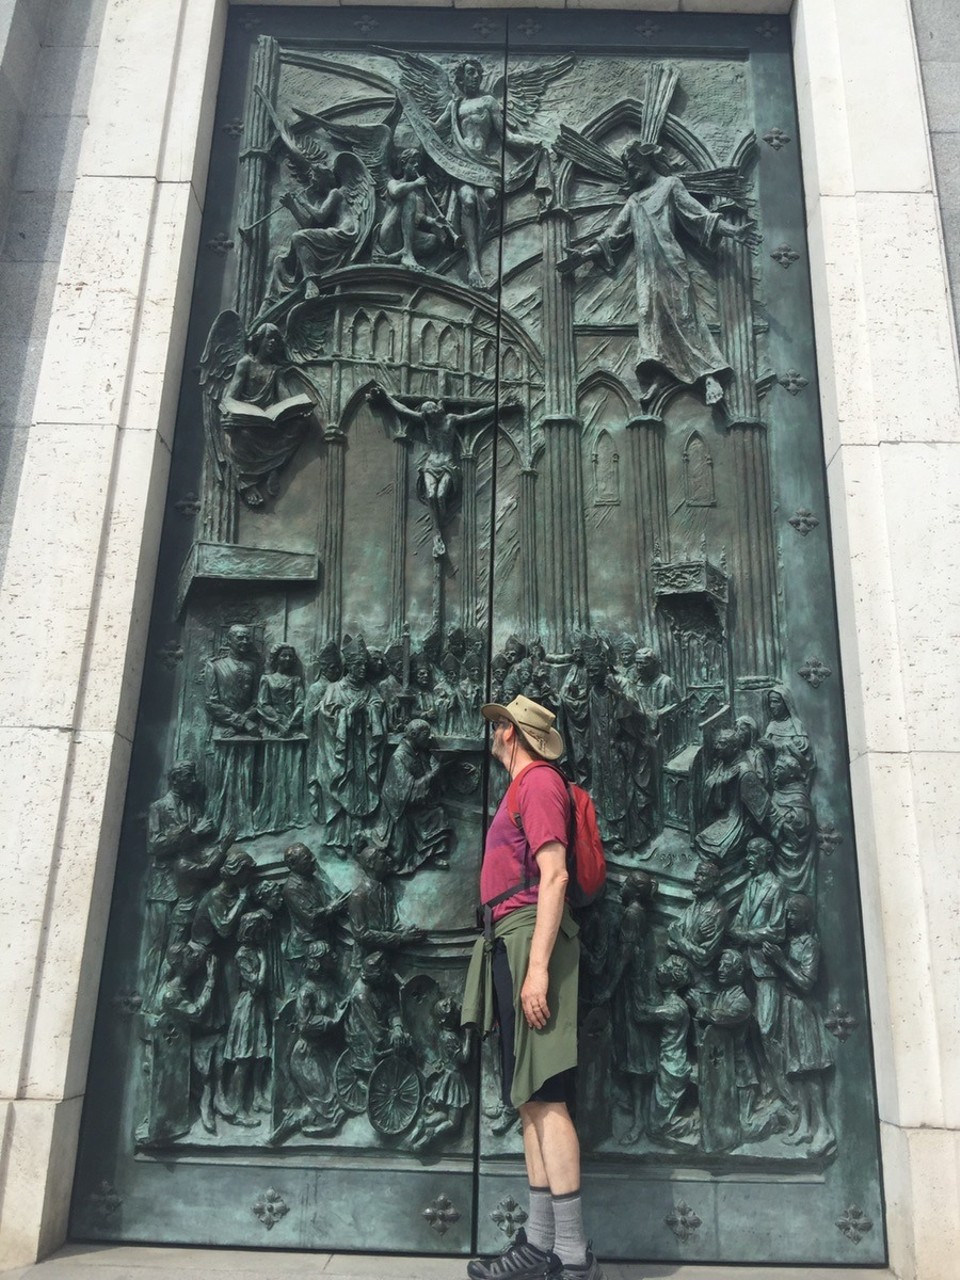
72,8,885,1266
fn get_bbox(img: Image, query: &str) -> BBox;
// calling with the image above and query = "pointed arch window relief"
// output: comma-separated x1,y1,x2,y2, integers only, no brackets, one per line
373,313,395,361
351,310,372,359
438,324,460,368
420,320,438,365
479,338,496,375
501,346,522,381
683,430,716,506
592,429,621,506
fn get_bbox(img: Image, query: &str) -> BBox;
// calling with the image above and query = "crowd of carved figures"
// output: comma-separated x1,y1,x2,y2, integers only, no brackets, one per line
140,781,473,1150
199,620,815,864
577,848,835,1158
139,611,834,1161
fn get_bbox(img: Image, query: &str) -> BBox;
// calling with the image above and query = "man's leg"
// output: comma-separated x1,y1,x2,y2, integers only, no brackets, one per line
468,949,561,1278
520,1102,587,1268
520,1101,579,1194
521,1110,555,1253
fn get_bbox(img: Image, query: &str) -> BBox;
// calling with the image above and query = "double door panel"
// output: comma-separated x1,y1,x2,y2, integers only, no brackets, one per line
72,8,885,1265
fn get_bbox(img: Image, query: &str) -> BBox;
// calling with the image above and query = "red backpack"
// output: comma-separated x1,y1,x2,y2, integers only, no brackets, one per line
503,760,607,909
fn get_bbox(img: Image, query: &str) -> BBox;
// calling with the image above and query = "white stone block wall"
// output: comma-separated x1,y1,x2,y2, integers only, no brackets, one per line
912,0,960,334
0,1,958,1277
0,0,107,582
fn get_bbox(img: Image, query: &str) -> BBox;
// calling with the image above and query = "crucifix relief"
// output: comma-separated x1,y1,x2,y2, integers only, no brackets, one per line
368,384,495,545
369,383,496,634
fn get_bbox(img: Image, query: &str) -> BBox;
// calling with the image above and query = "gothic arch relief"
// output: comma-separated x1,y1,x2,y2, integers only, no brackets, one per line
683,430,716,506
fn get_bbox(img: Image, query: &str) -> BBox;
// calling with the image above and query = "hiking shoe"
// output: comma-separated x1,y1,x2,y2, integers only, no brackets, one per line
467,1228,562,1279
558,1251,605,1280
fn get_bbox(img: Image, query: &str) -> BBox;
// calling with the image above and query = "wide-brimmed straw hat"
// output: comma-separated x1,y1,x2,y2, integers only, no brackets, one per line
481,694,564,761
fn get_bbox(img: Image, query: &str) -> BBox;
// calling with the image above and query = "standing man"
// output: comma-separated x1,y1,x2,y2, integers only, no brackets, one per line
462,695,604,1280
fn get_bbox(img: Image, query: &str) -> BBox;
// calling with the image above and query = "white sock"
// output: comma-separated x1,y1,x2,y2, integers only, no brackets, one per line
525,1184,554,1252
552,1189,587,1266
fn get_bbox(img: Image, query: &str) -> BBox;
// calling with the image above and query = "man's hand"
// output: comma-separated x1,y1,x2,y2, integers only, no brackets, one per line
521,962,551,1030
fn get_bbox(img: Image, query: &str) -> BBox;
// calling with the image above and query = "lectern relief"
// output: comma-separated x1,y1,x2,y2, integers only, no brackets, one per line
74,12,883,1265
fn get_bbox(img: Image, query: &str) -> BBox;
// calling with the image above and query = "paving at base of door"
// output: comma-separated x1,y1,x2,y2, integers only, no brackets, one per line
0,1246,896,1280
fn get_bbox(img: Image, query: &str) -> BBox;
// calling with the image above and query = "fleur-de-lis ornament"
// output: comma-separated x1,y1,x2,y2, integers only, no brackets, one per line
206,231,234,256
789,508,819,536
771,244,800,268
779,369,809,395
252,1187,289,1230
490,1195,528,1239
798,656,832,687
763,127,791,151
423,1193,461,1236
825,1006,858,1042
665,1200,702,1242
836,1205,873,1244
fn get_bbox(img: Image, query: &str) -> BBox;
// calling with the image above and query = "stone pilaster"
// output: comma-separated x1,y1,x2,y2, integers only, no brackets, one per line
390,433,410,637
318,428,346,644
519,465,539,637
537,203,588,644
718,230,779,679
459,452,479,628
626,416,669,627
540,418,589,646
236,36,279,326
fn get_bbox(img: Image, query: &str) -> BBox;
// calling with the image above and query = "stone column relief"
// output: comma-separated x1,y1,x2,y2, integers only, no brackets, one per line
71,9,883,1266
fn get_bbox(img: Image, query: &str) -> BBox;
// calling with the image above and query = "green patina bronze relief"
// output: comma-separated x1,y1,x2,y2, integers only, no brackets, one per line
72,7,885,1266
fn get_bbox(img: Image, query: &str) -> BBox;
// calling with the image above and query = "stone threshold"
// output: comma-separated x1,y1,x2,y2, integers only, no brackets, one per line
0,1244,895,1280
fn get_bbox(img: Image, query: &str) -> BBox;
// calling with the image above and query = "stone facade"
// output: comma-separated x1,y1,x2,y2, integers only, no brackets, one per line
0,1,958,1277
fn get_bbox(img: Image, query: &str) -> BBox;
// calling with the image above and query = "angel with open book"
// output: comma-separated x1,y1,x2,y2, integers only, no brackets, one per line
201,317,316,508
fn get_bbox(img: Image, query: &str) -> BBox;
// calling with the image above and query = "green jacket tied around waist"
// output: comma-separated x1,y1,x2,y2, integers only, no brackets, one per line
461,903,580,1108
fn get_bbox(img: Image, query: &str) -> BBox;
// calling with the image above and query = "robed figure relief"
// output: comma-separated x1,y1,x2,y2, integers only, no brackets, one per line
556,63,758,415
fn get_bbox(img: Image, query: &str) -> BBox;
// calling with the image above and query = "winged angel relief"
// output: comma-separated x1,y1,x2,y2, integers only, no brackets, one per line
387,52,573,288
255,52,573,294
199,316,319,509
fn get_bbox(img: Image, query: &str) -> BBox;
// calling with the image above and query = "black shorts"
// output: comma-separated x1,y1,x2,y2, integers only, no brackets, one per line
491,939,577,1111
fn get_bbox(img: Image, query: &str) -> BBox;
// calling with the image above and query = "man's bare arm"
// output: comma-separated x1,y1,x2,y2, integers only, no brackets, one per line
521,841,568,1030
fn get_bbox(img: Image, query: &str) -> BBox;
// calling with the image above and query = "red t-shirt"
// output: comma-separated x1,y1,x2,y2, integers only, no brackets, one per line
480,765,570,921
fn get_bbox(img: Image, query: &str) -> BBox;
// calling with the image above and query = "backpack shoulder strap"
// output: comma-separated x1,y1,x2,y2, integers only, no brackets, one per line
504,758,555,830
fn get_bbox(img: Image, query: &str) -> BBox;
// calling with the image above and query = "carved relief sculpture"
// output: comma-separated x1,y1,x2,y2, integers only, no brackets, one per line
75,16,882,1263
390,52,573,287
555,65,758,415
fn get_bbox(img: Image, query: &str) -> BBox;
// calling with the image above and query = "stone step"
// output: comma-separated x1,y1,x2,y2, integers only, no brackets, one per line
0,1244,893,1280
